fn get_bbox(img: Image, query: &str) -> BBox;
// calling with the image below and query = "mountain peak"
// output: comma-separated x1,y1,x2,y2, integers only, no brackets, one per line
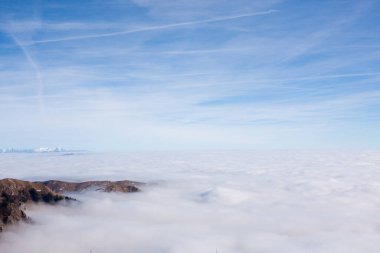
0,147,70,153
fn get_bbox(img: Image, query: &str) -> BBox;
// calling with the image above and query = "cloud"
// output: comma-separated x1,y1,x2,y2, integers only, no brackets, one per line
0,151,380,252
1,0,380,149
27,10,277,45
6,33,45,116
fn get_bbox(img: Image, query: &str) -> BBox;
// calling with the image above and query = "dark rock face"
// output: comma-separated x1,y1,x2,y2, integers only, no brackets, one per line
0,178,71,232
39,180,141,193
0,178,141,232
0,192,28,232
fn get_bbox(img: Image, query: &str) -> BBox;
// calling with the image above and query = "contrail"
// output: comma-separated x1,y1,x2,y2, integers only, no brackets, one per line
9,33,45,116
213,72,380,87
257,72,380,82
27,9,278,45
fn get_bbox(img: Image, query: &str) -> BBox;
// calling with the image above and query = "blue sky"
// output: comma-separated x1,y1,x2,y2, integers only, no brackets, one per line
0,0,379,151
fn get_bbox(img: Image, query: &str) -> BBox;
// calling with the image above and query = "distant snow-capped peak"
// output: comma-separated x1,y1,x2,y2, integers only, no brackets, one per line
0,147,67,153
33,147,66,153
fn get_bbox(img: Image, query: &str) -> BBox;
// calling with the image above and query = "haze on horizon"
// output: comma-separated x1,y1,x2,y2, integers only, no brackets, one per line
1,0,380,151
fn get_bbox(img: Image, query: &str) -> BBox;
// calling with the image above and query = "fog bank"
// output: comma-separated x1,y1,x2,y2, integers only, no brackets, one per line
1,151,380,252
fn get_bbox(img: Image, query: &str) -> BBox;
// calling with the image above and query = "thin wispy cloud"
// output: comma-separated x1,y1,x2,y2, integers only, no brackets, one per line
7,33,45,116
245,72,380,83
0,0,379,150
26,10,277,45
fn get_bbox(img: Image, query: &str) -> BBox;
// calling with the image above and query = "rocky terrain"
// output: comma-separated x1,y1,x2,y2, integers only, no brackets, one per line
0,178,141,232
0,178,71,232
40,180,140,193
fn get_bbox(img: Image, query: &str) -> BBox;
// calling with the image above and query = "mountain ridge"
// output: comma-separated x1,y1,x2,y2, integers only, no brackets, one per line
0,178,141,232
0,147,87,153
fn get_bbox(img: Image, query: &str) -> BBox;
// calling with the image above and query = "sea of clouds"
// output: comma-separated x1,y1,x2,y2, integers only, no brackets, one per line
0,150,380,253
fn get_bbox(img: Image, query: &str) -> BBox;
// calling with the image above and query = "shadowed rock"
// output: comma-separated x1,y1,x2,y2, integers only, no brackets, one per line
0,178,141,232
0,178,71,232
39,180,141,193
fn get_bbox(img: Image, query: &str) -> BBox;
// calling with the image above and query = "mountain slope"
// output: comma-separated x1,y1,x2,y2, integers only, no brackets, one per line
0,178,71,232
39,180,140,193
0,178,141,232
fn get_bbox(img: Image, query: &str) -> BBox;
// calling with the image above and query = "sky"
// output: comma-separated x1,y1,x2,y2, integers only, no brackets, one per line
0,0,380,151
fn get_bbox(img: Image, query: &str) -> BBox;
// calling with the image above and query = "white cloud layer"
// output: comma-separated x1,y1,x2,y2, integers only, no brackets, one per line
1,151,380,252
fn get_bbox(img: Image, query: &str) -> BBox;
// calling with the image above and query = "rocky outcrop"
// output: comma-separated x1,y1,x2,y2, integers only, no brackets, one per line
0,178,71,232
39,180,140,193
0,192,28,232
0,178,141,232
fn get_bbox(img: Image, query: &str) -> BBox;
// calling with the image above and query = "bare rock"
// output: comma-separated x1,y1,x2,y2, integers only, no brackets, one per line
0,178,141,232
39,180,141,193
0,178,71,232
